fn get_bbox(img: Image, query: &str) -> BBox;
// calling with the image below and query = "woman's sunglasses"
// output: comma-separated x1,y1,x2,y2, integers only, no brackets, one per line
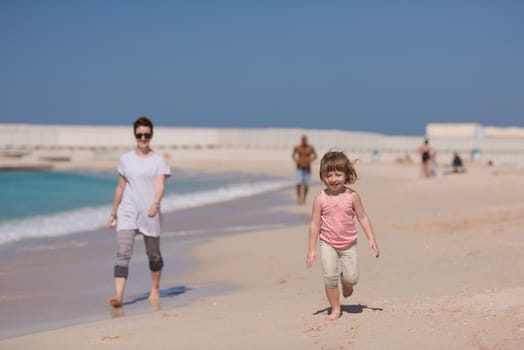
135,133,152,139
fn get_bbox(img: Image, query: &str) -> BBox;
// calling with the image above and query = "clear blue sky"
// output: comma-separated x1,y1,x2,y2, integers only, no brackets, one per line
1,1,523,135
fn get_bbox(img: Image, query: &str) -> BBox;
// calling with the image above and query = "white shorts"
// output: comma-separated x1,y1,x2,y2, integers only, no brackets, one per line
320,240,359,288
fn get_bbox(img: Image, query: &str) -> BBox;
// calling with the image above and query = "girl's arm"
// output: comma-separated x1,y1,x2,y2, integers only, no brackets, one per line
109,175,126,228
306,194,322,268
148,174,167,218
352,190,380,258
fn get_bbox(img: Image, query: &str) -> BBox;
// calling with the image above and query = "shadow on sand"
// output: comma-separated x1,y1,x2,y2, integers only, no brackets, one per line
122,285,191,306
110,285,191,318
313,304,383,316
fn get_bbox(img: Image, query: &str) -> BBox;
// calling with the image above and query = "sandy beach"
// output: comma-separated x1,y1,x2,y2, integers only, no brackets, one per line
1,156,523,349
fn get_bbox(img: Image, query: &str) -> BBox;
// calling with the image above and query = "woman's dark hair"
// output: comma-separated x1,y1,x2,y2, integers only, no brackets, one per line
133,116,154,134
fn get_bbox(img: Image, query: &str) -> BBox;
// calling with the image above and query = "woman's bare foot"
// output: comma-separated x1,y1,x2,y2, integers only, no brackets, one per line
149,298,161,311
148,288,160,301
109,297,123,308
342,285,354,298
324,308,341,321
110,306,125,318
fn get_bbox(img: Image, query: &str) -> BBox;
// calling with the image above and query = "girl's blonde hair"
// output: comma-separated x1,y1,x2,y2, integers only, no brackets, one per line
319,150,358,185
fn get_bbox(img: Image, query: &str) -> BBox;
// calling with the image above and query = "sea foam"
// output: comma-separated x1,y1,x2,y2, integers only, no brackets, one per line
0,179,294,246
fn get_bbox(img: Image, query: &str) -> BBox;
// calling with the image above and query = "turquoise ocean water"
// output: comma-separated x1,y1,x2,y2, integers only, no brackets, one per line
0,169,294,246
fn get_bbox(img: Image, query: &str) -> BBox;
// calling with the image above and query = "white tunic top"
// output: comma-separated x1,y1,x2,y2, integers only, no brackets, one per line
116,151,171,237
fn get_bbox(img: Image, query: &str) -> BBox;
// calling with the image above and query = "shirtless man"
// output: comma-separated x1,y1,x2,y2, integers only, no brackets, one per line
292,135,317,204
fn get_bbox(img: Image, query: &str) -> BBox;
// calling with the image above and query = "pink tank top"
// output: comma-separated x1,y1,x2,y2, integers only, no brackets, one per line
319,188,358,249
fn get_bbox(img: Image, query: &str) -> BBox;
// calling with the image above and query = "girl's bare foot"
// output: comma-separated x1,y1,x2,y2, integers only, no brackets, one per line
342,285,353,298
148,288,160,301
324,308,341,321
109,297,123,308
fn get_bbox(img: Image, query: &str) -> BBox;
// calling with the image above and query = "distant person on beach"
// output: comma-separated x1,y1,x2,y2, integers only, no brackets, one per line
107,116,171,308
452,152,465,173
292,135,317,204
306,150,379,321
417,138,435,178
431,149,438,176
443,152,466,175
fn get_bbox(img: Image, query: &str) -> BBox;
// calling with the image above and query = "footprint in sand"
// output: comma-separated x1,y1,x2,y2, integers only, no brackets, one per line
305,325,322,337
100,335,120,343
277,277,288,284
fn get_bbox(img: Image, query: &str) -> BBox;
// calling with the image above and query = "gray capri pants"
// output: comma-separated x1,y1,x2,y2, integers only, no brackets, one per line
114,229,164,278
320,239,359,289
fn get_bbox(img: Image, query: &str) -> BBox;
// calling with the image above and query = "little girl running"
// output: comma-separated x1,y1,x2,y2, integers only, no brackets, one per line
306,150,380,321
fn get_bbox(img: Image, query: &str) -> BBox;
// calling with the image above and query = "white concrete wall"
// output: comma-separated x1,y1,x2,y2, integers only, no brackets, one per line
1,124,523,165
426,123,482,139
484,126,524,138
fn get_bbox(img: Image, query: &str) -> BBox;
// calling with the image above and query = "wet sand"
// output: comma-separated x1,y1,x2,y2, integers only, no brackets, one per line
0,186,305,340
